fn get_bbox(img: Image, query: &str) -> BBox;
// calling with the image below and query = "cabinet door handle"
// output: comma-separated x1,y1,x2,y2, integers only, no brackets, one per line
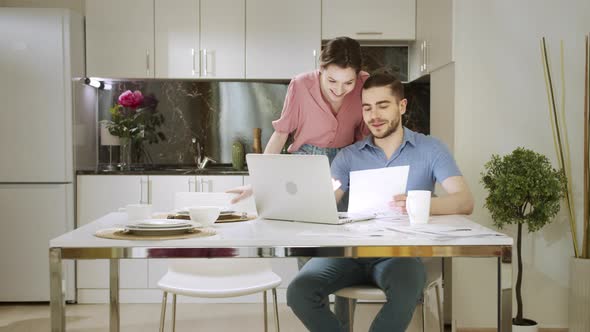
188,178,195,192
140,178,147,204
202,49,208,77
146,50,150,76
356,32,383,35
313,49,318,70
421,41,426,72
148,179,153,204
191,48,196,76
424,41,429,72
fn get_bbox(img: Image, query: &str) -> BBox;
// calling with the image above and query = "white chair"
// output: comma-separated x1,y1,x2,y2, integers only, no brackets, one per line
157,192,281,332
333,258,443,332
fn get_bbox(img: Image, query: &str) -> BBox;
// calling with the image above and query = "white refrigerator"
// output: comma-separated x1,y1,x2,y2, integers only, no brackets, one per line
0,8,84,301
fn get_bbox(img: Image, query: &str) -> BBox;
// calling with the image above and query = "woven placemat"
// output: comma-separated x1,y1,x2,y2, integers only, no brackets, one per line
215,214,257,223
162,213,256,224
94,227,216,241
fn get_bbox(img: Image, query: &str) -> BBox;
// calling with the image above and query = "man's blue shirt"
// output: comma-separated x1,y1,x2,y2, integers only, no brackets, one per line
331,127,461,193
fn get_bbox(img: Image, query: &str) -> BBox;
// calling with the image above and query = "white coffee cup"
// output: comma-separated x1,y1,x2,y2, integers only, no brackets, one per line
126,204,152,221
189,206,221,226
406,190,431,224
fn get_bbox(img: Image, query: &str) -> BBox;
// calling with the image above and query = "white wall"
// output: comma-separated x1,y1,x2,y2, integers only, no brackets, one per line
453,0,590,328
0,0,84,13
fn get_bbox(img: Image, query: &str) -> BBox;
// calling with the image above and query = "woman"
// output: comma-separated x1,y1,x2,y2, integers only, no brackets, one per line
229,36,369,203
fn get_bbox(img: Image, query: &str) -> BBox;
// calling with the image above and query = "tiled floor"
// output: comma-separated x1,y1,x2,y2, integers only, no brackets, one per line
0,302,431,331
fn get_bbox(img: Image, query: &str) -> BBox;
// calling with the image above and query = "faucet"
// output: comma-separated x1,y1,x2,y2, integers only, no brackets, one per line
199,156,217,169
192,137,202,165
192,137,217,169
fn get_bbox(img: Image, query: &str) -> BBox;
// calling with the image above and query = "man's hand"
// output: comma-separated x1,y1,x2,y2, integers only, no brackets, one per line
389,194,408,214
226,184,253,204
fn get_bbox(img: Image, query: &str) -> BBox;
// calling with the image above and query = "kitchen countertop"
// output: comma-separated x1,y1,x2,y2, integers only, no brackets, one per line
77,164,249,176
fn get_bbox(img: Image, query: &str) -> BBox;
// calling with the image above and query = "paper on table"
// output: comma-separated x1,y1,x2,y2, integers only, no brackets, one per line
348,166,410,214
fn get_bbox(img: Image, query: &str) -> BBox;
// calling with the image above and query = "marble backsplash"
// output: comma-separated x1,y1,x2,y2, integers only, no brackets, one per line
96,79,429,167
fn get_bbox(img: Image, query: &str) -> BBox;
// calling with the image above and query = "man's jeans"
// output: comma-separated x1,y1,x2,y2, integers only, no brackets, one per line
287,257,426,332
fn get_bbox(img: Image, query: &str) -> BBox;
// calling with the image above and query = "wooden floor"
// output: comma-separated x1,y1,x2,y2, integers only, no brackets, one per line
0,302,435,332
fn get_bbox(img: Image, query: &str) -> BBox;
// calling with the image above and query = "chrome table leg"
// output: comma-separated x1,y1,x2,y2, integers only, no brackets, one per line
110,259,120,332
50,248,65,332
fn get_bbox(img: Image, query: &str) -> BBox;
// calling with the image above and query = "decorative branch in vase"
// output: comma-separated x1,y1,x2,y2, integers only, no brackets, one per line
540,35,590,332
105,90,166,169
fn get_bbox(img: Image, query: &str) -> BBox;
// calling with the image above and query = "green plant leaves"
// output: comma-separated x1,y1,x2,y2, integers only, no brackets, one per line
481,147,567,232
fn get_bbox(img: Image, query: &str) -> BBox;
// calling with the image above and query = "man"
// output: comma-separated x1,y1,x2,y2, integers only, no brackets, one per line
286,72,474,332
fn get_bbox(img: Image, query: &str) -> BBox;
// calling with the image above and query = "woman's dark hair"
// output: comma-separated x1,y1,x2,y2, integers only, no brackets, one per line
320,37,362,74
363,70,405,101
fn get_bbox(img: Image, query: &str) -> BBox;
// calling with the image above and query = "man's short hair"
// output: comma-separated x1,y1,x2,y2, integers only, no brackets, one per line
362,71,405,102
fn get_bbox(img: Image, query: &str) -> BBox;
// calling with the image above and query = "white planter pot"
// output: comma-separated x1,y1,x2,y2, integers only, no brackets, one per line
569,257,590,332
512,321,538,332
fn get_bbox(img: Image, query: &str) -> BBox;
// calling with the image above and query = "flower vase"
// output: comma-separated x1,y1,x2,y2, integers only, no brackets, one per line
119,137,132,170
569,257,590,332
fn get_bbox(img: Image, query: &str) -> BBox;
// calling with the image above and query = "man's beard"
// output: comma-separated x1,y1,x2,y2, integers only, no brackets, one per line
372,115,401,139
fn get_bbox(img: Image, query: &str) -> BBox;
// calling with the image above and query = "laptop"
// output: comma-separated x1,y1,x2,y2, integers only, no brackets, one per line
246,154,375,225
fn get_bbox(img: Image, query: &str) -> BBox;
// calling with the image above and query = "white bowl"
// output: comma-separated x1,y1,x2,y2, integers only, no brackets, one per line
188,206,221,226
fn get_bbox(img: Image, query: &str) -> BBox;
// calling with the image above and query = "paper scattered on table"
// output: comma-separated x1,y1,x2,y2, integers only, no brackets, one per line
299,220,507,241
348,166,410,214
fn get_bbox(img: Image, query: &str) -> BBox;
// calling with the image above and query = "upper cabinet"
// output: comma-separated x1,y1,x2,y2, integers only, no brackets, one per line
200,0,245,78
86,0,154,78
155,0,245,78
246,0,321,79
409,0,453,81
85,0,422,79
155,0,199,78
322,0,416,41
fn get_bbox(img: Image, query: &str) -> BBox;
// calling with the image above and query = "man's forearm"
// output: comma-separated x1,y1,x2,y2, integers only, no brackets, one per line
430,191,474,215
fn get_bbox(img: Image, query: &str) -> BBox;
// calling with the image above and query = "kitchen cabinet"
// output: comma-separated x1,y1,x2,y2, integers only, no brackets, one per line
199,0,245,78
76,174,245,302
246,0,321,79
154,0,199,78
409,0,453,81
85,0,155,78
154,0,245,78
429,63,455,153
322,0,416,41
148,175,195,212
196,175,243,193
76,175,148,291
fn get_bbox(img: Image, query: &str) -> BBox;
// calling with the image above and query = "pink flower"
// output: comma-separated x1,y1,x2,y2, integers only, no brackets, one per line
118,90,144,108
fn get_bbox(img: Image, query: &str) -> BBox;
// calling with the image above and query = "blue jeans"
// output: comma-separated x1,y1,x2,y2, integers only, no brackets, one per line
292,144,341,164
292,144,353,327
287,257,426,332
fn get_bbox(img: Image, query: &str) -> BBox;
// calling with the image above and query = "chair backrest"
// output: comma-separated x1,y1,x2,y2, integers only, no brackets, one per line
174,191,257,214
174,192,234,210
169,192,269,275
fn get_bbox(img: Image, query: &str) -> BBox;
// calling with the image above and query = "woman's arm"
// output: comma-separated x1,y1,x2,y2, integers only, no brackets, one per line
264,131,289,154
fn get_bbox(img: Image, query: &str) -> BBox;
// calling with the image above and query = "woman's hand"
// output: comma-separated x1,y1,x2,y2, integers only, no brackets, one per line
226,184,253,204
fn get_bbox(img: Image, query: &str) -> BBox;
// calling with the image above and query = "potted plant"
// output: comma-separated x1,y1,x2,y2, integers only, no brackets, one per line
481,147,566,332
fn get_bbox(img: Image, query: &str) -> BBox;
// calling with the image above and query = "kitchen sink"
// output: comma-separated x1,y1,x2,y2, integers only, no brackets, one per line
153,163,247,174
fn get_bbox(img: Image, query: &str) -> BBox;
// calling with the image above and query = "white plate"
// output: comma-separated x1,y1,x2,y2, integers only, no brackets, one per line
129,219,194,229
126,224,195,232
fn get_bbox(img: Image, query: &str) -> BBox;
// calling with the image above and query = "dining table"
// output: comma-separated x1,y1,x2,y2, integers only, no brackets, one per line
49,212,513,331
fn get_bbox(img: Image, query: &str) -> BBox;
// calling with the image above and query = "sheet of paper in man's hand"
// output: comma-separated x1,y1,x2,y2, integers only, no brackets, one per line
348,165,409,215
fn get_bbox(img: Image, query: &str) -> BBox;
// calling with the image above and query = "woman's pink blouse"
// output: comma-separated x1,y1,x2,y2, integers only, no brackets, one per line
272,70,370,152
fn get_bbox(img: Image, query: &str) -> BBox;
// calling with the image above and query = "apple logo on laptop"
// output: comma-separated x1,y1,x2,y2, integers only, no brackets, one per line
285,181,298,195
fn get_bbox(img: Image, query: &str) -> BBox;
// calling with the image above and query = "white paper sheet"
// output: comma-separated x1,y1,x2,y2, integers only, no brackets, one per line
348,166,410,214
